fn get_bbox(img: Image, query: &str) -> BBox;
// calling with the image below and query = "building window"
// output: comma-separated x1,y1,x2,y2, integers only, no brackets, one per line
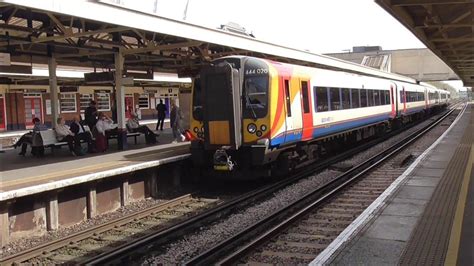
138,93,150,109
60,93,77,113
96,92,111,111
80,94,93,112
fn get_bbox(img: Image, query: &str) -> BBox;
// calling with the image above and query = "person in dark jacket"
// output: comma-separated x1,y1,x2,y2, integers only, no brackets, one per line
84,100,98,130
70,115,94,153
155,99,167,131
15,117,47,156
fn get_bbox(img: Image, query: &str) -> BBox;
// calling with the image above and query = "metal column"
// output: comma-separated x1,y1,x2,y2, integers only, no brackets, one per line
48,55,59,128
114,51,128,150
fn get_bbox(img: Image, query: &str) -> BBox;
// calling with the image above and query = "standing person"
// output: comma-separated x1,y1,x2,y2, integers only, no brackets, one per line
155,99,167,131
134,105,142,120
70,115,94,153
55,117,77,156
170,100,186,143
84,100,98,130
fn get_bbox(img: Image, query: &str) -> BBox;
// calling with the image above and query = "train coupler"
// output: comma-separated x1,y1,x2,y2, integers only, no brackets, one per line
213,148,235,171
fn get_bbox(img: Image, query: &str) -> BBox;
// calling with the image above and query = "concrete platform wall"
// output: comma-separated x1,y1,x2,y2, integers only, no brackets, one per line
0,161,184,246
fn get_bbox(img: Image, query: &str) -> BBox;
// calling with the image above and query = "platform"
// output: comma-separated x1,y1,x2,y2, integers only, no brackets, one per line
0,127,190,201
312,103,473,265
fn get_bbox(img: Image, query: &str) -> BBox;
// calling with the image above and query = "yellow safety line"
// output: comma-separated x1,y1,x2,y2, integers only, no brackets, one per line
444,143,473,266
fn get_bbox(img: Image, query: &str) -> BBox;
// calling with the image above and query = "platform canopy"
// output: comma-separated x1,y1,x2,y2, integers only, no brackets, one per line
376,0,474,88
0,0,419,85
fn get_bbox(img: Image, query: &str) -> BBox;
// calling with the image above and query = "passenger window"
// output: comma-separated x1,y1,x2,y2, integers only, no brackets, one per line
284,80,291,117
368,89,374,106
374,90,380,106
329,87,341,111
315,87,329,112
301,81,310,114
385,91,391,105
351,89,360,108
400,91,405,103
341,88,351,109
381,90,386,105
360,89,368,107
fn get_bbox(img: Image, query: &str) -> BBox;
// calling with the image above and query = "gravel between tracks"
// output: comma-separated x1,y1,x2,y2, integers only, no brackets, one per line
144,109,459,265
1,196,171,258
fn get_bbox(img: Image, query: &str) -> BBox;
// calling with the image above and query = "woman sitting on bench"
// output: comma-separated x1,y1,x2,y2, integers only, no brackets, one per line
14,117,48,156
55,117,78,156
95,112,116,152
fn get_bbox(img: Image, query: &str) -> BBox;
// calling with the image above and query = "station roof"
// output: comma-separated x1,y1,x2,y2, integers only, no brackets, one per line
376,0,474,88
0,0,418,85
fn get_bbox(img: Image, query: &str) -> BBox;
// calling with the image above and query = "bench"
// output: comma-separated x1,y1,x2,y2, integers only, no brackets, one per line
36,129,93,154
106,131,141,145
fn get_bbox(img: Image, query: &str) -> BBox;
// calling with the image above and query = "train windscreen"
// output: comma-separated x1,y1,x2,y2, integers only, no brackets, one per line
243,59,269,119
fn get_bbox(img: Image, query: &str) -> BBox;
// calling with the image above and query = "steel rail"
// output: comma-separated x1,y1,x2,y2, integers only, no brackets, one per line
186,103,462,265
84,104,458,265
0,193,195,265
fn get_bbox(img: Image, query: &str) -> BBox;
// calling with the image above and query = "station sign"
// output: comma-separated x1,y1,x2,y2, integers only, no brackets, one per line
60,86,79,93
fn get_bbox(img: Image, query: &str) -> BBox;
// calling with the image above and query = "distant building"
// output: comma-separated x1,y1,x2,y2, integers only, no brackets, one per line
325,46,459,82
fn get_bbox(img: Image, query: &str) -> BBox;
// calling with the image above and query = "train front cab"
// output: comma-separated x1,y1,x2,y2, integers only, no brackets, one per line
190,57,272,174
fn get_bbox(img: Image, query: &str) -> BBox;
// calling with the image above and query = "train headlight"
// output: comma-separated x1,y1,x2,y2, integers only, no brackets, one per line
260,125,267,131
256,131,262,137
247,123,257,134
193,127,199,133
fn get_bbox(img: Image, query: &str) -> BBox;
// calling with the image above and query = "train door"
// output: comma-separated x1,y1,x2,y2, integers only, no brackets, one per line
24,94,43,128
390,85,397,118
402,86,406,114
0,94,5,130
300,79,313,140
282,78,293,137
125,95,134,119
285,78,303,143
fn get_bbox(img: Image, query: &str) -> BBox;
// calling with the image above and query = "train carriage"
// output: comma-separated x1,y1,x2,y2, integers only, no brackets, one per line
189,56,449,178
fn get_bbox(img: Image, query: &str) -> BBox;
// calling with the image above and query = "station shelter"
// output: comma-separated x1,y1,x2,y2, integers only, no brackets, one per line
0,85,181,131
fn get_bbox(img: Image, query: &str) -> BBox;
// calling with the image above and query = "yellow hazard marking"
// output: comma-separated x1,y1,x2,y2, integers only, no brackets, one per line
444,142,473,266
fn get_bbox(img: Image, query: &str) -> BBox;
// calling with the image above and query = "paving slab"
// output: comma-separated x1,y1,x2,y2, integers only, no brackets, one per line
406,176,441,187
418,159,450,169
412,168,444,178
382,198,428,217
365,215,418,241
334,236,405,266
396,185,436,200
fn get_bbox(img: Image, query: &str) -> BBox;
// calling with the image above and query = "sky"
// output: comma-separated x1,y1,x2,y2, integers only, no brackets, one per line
123,0,426,53
112,0,465,89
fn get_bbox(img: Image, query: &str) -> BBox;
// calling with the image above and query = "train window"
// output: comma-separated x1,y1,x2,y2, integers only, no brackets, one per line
374,90,380,106
360,89,368,107
380,90,386,105
301,81,310,114
385,90,391,105
284,80,291,117
341,88,350,109
368,89,374,106
400,91,405,103
315,87,329,112
329,87,341,111
351,88,360,108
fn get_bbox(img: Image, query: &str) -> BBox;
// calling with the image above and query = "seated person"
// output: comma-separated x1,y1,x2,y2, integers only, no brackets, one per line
14,117,48,156
127,115,158,144
94,112,117,152
70,115,94,153
55,117,78,156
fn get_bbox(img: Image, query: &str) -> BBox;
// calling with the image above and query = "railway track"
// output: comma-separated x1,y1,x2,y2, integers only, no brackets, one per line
185,103,463,265
83,104,461,265
0,194,219,265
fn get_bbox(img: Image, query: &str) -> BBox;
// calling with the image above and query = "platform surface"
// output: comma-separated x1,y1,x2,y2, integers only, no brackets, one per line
312,103,473,265
0,127,190,200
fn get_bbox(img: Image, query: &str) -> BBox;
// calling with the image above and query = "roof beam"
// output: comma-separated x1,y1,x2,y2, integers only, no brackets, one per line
414,23,474,29
121,40,202,55
431,37,474,42
31,26,129,43
392,0,474,6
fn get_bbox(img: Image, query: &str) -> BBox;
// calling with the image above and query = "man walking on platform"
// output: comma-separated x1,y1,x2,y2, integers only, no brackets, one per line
155,99,167,131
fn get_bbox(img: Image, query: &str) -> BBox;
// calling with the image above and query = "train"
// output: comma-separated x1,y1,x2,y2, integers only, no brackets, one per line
189,56,450,178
